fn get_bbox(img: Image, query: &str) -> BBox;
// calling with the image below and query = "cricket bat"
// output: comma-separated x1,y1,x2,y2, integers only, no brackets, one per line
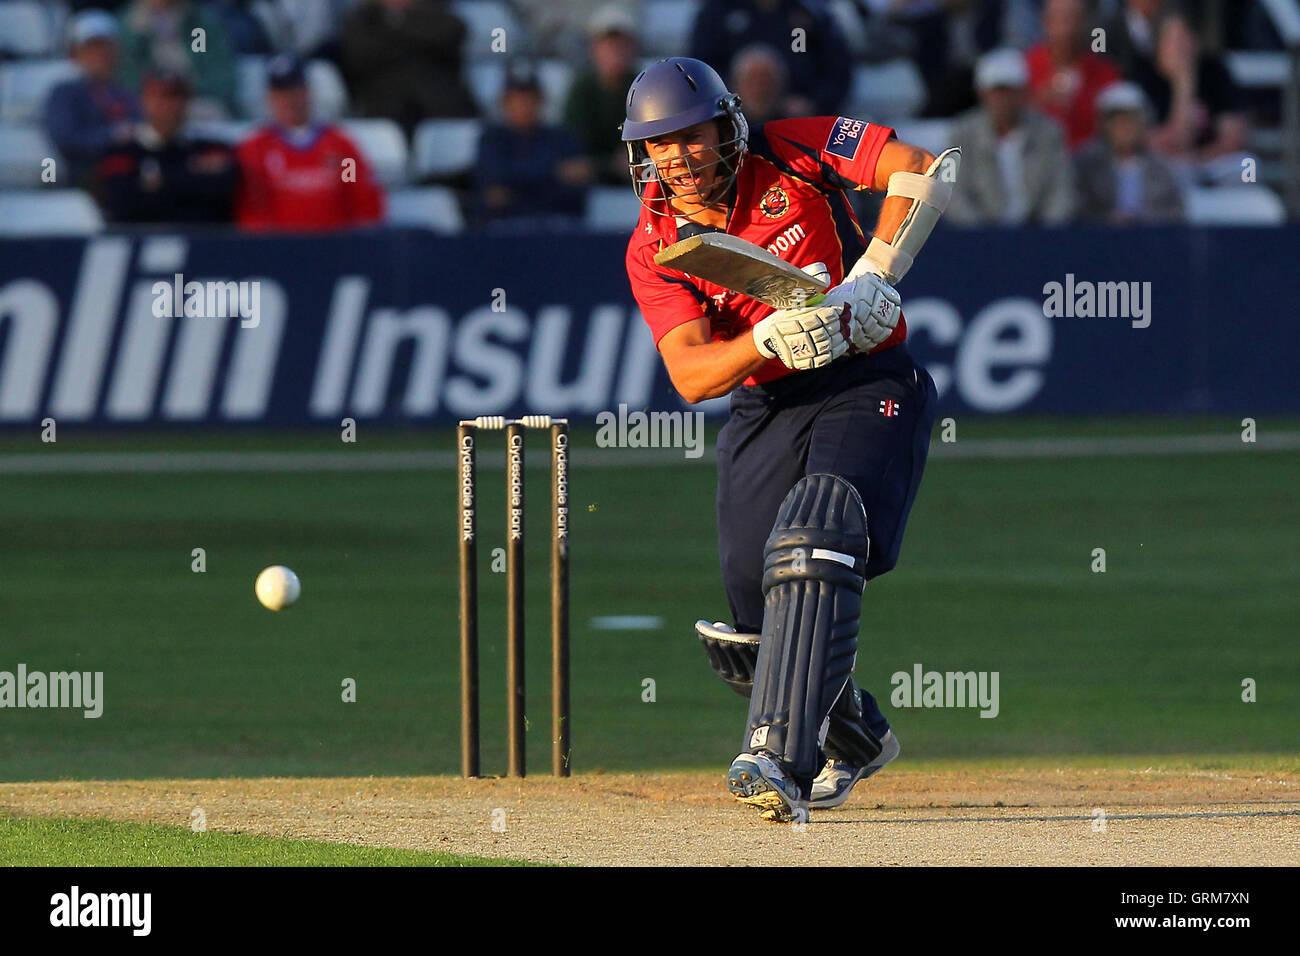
653,233,829,309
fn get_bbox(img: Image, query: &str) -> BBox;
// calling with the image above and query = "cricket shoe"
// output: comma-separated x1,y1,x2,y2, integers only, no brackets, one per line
809,729,900,810
727,752,809,823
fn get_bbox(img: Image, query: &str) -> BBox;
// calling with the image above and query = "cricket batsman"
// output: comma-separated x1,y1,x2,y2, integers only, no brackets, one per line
622,58,960,822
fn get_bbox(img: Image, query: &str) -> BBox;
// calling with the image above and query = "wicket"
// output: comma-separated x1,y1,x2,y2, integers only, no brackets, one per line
458,416,570,778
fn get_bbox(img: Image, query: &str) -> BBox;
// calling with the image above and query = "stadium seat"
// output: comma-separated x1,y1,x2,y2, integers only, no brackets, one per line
464,59,571,124
465,61,504,117
184,119,257,145
1184,185,1286,226
235,55,268,119
387,186,465,234
638,0,700,58
1224,51,1289,89
890,118,953,159
306,59,349,121
0,189,102,235
846,61,927,122
236,56,348,121
537,59,573,125
340,119,409,187
585,186,643,232
412,118,482,181
0,58,79,124
451,0,528,59
0,123,59,188
0,1,56,58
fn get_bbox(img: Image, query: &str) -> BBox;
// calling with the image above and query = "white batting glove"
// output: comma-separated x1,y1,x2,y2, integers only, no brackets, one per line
752,301,850,371
819,272,902,352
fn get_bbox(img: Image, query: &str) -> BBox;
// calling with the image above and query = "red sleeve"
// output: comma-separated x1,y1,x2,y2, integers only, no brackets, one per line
1025,45,1050,93
626,235,710,346
760,116,895,192
234,135,274,230
334,129,386,226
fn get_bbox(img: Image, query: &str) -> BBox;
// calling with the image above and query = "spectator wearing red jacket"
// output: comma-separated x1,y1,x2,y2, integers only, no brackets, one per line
235,54,384,231
1025,0,1121,150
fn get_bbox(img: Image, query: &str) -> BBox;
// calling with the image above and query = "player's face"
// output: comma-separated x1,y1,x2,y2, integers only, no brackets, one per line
1105,110,1144,153
142,83,188,137
75,39,118,80
644,122,724,206
269,85,310,128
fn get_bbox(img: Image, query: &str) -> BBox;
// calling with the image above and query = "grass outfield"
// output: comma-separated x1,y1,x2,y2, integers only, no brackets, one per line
0,417,1296,781
0,817,527,866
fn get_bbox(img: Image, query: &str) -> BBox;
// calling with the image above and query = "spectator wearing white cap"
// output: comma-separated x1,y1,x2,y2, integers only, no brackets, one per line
948,48,1078,226
44,10,142,187
562,5,640,185
1074,81,1183,224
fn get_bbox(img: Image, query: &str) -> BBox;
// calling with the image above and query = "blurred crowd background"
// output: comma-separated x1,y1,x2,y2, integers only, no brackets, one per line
0,0,1295,236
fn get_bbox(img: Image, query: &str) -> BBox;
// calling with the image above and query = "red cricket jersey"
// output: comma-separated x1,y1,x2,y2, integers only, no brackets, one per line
235,125,385,231
626,116,906,386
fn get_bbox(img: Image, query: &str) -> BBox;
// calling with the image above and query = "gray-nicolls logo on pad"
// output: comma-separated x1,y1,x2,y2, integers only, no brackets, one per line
50,886,151,936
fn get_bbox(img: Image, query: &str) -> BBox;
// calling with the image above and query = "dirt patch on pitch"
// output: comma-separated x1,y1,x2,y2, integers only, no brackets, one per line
2,766,1298,865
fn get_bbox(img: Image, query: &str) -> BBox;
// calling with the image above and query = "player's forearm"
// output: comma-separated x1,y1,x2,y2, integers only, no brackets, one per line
663,334,769,404
871,142,937,244
873,194,915,244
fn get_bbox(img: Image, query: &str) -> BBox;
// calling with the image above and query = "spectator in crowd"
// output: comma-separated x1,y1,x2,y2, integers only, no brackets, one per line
235,55,385,231
252,0,354,61
1026,0,1122,150
94,70,237,223
729,45,795,126
867,0,1005,117
341,0,477,136
475,67,592,229
564,5,640,186
205,0,274,55
1074,81,1183,223
44,10,141,188
1093,0,1173,79
116,0,238,117
948,48,1077,225
689,0,850,115
514,0,608,59
862,0,949,92
1143,14,1248,174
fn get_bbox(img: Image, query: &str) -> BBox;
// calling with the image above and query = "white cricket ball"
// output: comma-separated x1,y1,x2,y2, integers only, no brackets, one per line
255,565,301,611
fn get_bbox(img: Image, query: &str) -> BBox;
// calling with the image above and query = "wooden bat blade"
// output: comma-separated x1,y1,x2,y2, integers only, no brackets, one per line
653,233,829,308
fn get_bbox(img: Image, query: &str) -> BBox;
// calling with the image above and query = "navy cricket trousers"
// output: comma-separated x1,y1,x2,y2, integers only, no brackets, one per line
716,343,938,639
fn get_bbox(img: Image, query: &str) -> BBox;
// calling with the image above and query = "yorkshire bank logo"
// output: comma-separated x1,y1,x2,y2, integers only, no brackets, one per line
826,117,865,161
